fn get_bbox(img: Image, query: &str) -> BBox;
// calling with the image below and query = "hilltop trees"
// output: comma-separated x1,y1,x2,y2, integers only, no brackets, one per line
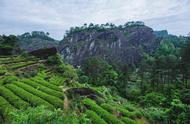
0,35,20,55
65,21,145,36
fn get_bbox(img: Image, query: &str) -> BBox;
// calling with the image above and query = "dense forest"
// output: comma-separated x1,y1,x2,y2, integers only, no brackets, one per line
0,22,190,124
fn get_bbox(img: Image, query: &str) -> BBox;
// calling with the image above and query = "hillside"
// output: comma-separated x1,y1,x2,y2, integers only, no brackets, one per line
0,54,146,124
18,31,58,52
0,22,190,124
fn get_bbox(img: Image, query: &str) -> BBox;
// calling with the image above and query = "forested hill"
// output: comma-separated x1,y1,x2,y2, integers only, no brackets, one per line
18,31,58,52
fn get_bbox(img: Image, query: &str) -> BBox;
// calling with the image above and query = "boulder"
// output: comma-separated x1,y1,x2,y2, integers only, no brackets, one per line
65,87,102,99
29,47,57,58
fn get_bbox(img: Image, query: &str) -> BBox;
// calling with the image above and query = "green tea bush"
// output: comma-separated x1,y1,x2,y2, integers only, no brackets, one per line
21,79,63,99
123,102,136,112
49,75,66,86
121,117,137,124
83,98,125,124
0,96,17,119
0,86,29,109
9,106,65,124
101,103,138,119
36,71,47,79
31,77,61,91
8,61,36,70
0,76,18,85
0,66,7,76
85,110,107,124
5,84,54,109
14,82,63,108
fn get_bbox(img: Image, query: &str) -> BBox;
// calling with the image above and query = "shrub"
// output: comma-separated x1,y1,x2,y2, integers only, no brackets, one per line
5,84,54,109
21,79,63,99
49,75,66,86
57,63,78,81
85,110,107,124
1,76,18,85
30,77,61,91
83,98,125,124
0,86,29,109
9,106,65,124
123,102,136,112
8,61,36,70
181,89,190,104
168,99,190,124
78,113,91,124
142,107,168,123
0,96,17,119
14,81,63,108
0,66,7,76
139,92,167,107
36,71,47,79
125,88,141,101
121,117,137,124
101,103,138,119
46,54,62,65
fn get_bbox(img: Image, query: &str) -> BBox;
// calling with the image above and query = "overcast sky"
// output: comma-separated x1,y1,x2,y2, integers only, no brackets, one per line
0,0,190,40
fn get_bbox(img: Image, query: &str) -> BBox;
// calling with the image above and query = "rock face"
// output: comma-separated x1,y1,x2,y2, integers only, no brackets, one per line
59,25,159,66
29,47,57,58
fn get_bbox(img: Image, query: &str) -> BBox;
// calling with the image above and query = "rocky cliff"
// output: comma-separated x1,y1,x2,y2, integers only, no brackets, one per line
59,24,159,66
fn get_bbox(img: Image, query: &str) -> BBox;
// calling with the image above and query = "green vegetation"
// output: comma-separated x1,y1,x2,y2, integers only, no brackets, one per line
5,84,54,109
83,98,125,124
101,103,139,119
9,106,64,124
0,35,20,55
30,77,61,91
0,28,190,123
85,110,107,124
13,81,63,108
0,66,7,76
21,79,63,98
0,86,29,109
0,96,17,118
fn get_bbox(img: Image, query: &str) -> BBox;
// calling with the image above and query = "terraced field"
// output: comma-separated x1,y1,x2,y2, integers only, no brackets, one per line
0,55,145,124
0,56,64,119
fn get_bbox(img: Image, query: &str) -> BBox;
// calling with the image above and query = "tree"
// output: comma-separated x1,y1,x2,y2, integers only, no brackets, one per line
81,57,118,86
180,39,190,87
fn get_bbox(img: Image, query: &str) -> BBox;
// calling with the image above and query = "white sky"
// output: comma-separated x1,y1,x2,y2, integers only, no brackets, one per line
0,0,190,40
